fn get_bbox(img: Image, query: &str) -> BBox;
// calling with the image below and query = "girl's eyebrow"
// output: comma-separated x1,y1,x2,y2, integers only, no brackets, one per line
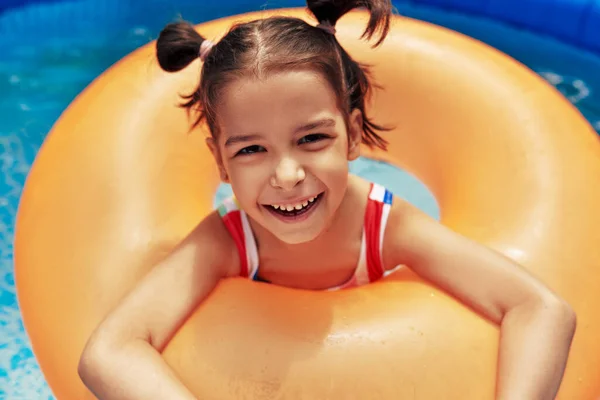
224,118,335,147
294,118,336,133
224,134,263,147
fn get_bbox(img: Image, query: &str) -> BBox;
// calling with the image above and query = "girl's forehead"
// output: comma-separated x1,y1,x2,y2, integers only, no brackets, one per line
217,71,341,133
221,70,332,103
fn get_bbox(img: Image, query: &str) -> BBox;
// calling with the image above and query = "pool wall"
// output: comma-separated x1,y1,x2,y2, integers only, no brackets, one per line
1,0,600,55
0,0,307,43
410,0,600,54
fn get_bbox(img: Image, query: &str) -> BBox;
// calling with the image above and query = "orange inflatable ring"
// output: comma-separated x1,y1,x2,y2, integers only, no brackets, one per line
15,8,600,400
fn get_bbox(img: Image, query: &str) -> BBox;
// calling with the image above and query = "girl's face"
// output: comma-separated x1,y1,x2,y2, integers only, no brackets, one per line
209,70,362,244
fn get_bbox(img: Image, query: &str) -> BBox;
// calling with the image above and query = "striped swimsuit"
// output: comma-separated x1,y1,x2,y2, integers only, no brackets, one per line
217,182,394,290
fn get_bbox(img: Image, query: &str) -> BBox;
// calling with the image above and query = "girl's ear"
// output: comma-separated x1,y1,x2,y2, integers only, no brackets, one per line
347,109,363,161
206,137,229,182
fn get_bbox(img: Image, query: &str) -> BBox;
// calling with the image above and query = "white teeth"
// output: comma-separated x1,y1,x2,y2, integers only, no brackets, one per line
270,194,320,212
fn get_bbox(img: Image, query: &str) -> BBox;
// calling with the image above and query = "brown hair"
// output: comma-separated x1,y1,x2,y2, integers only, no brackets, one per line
156,0,393,150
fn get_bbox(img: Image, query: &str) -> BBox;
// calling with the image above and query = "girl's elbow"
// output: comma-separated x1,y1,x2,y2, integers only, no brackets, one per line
78,327,130,385
78,333,112,386
541,293,577,334
558,299,577,333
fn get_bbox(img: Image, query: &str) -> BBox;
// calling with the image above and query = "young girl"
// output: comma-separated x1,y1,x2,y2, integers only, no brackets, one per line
78,0,576,399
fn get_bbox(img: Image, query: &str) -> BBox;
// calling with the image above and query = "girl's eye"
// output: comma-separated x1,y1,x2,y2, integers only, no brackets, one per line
235,145,265,156
298,134,329,145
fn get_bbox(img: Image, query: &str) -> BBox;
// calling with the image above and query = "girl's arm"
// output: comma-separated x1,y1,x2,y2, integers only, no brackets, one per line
78,212,239,400
384,200,576,400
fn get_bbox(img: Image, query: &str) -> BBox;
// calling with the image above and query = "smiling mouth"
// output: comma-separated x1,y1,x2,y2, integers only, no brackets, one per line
264,192,324,218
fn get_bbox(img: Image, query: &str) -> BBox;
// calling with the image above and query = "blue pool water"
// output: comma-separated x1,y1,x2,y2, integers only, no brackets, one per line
1,0,600,398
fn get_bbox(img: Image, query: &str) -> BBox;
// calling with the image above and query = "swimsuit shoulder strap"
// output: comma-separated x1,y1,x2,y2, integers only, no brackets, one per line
217,197,259,279
354,182,394,284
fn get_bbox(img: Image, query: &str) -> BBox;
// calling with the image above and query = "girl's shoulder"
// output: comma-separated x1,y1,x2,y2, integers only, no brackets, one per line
192,210,242,278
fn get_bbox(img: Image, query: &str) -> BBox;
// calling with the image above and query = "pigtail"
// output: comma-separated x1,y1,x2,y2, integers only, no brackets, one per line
306,0,392,47
156,21,215,128
156,21,208,72
340,49,389,149
307,0,392,150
